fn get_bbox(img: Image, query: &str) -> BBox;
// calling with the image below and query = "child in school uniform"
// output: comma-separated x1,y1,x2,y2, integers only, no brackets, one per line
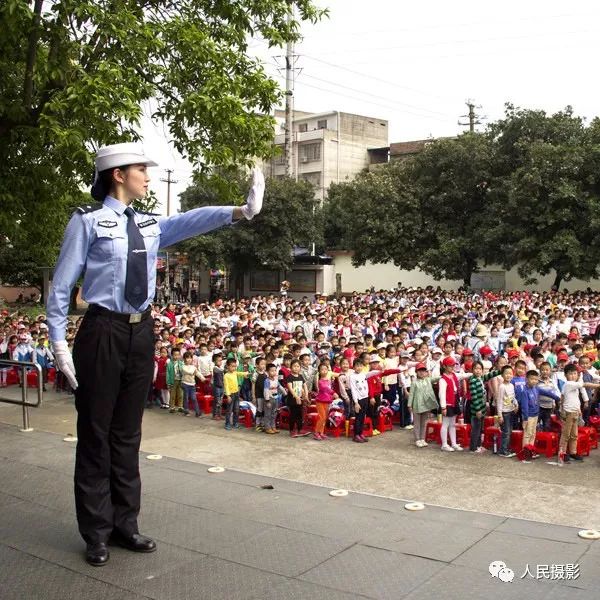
181,351,205,417
166,347,184,413
407,363,440,446
211,352,225,419
263,363,286,434
468,361,500,453
438,356,472,451
494,365,518,457
558,364,600,464
313,363,340,440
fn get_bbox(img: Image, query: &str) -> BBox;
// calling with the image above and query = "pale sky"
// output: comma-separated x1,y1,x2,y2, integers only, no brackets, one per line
144,0,600,213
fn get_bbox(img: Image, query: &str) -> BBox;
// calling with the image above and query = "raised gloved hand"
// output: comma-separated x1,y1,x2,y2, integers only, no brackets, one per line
52,340,78,390
240,168,265,220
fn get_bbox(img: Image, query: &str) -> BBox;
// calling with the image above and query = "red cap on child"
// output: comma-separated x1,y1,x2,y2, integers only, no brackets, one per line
441,356,456,367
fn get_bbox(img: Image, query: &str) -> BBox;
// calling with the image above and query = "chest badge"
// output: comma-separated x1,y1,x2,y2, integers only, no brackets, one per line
98,220,118,228
138,218,158,228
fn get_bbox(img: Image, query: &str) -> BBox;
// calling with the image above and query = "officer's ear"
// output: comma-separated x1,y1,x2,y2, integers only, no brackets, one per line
112,166,129,185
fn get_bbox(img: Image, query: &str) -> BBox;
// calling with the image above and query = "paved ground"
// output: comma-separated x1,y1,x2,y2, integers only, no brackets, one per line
0,420,598,600
2,388,600,529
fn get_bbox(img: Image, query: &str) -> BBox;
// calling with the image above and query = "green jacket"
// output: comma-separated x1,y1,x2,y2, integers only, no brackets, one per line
407,377,440,413
166,359,184,387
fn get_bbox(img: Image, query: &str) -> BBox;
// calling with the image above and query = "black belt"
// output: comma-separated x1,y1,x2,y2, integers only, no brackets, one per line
87,304,152,324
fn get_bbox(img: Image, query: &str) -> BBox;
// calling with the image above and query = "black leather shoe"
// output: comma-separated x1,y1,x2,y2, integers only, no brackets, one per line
109,532,157,553
86,542,109,566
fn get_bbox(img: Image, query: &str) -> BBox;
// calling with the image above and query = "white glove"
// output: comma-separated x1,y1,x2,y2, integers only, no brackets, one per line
52,340,78,390
240,168,265,220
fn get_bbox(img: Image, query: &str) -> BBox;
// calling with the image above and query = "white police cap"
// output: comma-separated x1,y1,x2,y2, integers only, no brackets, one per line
95,142,158,174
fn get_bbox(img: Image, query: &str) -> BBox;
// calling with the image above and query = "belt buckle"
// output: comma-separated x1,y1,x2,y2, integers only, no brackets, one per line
129,313,142,324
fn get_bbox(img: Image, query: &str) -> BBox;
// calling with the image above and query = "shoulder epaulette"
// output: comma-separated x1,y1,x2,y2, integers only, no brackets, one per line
74,203,104,214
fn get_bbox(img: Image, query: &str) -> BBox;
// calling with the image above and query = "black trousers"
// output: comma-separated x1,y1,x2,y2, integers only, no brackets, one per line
288,402,303,432
72,310,154,545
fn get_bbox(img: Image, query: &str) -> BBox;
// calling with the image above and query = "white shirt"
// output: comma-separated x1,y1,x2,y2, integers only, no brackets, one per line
562,380,584,412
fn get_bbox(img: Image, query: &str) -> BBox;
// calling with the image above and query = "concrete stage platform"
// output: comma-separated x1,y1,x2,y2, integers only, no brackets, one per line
0,422,597,600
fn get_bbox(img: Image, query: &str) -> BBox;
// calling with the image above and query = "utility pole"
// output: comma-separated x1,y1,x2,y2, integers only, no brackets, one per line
284,6,294,177
160,169,178,217
160,169,178,296
458,99,482,133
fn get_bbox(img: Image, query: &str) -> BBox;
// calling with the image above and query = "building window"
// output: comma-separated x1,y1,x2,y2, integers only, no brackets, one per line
300,142,321,162
298,123,308,133
285,270,317,293
300,172,321,187
273,145,285,165
250,270,280,291
317,119,327,130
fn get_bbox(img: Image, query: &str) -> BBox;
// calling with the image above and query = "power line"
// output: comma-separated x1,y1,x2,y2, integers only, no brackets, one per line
298,28,595,57
271,72,450,123
298,12,591,39
299,53,457,103
299,72,453,118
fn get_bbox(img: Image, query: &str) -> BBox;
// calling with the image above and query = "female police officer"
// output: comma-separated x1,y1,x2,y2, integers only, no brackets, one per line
46,142,264,566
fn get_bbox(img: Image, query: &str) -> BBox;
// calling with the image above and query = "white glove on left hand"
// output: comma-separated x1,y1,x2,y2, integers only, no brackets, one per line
52,340,78,390
240,168,265,220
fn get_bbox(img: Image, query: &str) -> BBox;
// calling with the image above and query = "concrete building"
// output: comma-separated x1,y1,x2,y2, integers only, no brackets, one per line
264,109,388,199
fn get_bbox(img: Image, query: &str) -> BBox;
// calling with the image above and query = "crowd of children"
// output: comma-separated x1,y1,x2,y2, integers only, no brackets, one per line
3,286,600,463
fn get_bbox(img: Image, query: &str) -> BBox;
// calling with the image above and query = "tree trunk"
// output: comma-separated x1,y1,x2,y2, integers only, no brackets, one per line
23,0,45,108
552,272,563,291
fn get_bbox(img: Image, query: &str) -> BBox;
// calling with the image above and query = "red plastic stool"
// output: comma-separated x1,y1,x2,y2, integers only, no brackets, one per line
377,412,394,433
48,368,56,383
239,408,254,428
306,412,319,432
534,431,559,458
484,416,495,429
425,420,442,444
483,426,501,450
346,416,373,438
589,415,600,433
579,426,598,449
7,369,18,385
550,415,562,434
26,371,39,387
577,431,591,457
277,407,290,430
196,393,213,415
510,430,524,453
326,418,345,438
391,410,402,424
454,423,472,448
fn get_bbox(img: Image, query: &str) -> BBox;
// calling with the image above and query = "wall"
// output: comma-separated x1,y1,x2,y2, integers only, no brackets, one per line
331,253,600,292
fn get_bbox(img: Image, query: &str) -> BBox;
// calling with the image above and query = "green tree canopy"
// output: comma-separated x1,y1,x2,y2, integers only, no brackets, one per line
488,105,600,289
179,173,323,296
0,0,325,290
324,133,495,286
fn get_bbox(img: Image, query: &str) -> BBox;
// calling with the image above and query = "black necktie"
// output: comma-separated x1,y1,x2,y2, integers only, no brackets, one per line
124,206,148,309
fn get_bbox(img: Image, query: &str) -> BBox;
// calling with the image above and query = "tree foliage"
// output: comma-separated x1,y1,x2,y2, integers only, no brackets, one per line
325,134,494,286
179,173,323,295
487,105,600,288
325,105,600,289
0,0,325,287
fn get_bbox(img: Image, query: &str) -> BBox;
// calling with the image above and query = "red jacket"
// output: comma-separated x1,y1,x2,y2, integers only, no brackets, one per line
367,369,401,398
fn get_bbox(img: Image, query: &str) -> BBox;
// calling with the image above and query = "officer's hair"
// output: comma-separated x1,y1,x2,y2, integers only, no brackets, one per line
91,165,129,202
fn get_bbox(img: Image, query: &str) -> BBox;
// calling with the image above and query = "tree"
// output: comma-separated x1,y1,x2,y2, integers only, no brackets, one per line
0,0,325,287
325,134,495,286
487,105,600,289
178,174,323,296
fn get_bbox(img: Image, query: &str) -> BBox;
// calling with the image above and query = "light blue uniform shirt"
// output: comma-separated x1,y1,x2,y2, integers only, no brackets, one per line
47,196,235,342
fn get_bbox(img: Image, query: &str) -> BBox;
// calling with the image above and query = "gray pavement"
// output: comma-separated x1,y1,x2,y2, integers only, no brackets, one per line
0,421,597,600
3,388,600,529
